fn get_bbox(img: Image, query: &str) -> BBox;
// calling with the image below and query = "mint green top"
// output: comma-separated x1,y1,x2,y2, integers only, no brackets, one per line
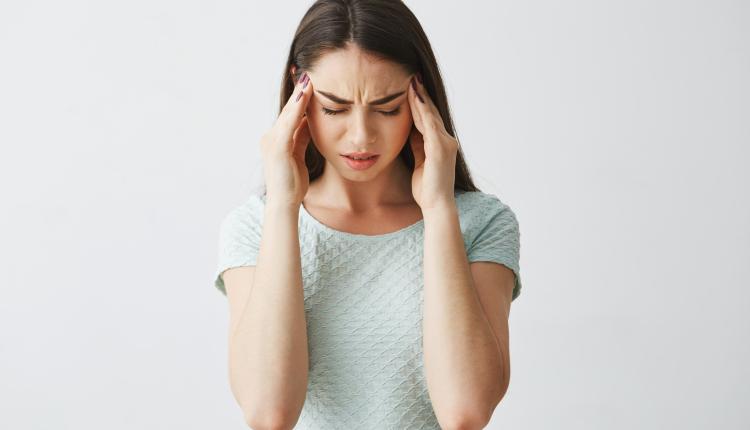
213,189,522,429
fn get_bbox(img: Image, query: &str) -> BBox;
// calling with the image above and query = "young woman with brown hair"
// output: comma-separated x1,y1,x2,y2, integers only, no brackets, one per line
214,1,522,428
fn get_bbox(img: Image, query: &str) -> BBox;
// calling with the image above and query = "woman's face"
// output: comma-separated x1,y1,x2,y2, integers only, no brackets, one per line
299,45,414,181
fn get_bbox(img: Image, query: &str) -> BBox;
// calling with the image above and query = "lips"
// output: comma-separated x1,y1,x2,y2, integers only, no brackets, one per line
342,152,378,159
341,154,379,170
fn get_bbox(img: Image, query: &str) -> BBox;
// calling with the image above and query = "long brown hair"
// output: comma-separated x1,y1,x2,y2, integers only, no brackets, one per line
269,0,480,193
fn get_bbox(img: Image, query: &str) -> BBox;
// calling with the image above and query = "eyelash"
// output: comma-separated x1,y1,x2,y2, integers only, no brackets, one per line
322,107,401,117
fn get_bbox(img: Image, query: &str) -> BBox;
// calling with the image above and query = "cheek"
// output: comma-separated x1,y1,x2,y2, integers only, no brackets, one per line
305,111,341,152
386,112,413,145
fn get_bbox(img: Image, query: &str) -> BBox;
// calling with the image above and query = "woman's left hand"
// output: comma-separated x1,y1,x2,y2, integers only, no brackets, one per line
407,74,458,211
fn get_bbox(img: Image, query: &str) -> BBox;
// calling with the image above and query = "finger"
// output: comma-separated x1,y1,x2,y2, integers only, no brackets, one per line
292,115,311,160
409,76,437,140
412,75,443,123
408,76,425,133
409,76,443,142
409,125,426,167
412,75,426,105
278,73,313,143
412,74,439,116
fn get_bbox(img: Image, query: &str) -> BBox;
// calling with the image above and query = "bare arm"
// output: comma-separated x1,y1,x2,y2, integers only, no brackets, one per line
422,203,506,430
224,201,308,429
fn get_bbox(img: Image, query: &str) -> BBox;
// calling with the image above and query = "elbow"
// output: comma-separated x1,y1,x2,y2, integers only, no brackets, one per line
437,409,491,430
244,408,300,430
436,396,502,430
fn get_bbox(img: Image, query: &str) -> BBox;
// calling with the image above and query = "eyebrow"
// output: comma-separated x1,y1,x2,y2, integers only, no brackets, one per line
315,90,406,106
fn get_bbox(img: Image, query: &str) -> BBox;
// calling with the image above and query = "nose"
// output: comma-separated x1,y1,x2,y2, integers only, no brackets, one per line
347,108,376,146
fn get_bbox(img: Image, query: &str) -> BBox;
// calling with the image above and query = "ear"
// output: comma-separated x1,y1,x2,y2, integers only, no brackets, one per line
290,65,298,80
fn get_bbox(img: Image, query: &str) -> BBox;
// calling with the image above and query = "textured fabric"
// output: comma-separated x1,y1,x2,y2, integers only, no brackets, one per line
213,189,522,429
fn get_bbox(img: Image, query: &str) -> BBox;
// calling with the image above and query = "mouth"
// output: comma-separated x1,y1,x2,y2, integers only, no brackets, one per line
341,152,379,159
340,154,380,170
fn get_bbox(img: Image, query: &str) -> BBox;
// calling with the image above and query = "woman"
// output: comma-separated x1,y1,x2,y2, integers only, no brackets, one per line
214,1,522,428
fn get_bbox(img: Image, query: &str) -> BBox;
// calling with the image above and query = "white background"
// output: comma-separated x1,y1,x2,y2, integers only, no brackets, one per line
1,1,748,429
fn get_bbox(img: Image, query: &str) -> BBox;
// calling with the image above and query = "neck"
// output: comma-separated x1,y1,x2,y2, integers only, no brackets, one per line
307,155,415,212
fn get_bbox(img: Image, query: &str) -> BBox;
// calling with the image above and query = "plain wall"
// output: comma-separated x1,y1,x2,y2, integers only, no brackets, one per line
0,0,747,428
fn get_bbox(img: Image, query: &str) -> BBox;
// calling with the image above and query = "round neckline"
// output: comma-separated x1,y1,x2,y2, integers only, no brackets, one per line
258,190,471,240
299,200,424,240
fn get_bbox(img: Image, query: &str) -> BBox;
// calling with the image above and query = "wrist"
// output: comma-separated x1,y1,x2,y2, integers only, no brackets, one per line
264,198,301,214
421,198,458,219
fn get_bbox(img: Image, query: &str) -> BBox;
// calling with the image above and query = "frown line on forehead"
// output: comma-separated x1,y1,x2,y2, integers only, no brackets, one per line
315,89,406,106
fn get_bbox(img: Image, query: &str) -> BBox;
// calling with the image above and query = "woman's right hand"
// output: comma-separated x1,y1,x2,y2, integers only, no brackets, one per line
260,72,313,208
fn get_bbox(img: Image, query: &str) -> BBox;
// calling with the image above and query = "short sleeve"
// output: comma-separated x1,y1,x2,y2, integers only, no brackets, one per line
466,195,523,301
213,198,264,296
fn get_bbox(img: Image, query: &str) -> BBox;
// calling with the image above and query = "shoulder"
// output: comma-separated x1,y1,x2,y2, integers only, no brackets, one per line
455,190,517,223
219,192,266,235
454,190,520,242
227,192,265,215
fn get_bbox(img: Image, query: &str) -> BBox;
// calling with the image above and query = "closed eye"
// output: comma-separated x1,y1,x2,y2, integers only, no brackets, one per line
322,107,401,117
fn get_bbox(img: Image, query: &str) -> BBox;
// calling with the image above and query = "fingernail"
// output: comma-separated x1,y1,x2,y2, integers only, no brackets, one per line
302,76,309,89
416,72,423,84
295,89,303,102
298,72,308,84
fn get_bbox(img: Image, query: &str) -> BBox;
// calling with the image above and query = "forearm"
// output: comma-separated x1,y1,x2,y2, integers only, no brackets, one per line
229,202,308,426
422,201,505,429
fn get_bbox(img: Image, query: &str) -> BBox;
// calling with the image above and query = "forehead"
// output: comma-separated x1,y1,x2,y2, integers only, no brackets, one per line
309,45,410,96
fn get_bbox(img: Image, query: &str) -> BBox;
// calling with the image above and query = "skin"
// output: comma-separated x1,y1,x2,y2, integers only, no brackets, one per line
225,42,516,430
294,44,423,233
